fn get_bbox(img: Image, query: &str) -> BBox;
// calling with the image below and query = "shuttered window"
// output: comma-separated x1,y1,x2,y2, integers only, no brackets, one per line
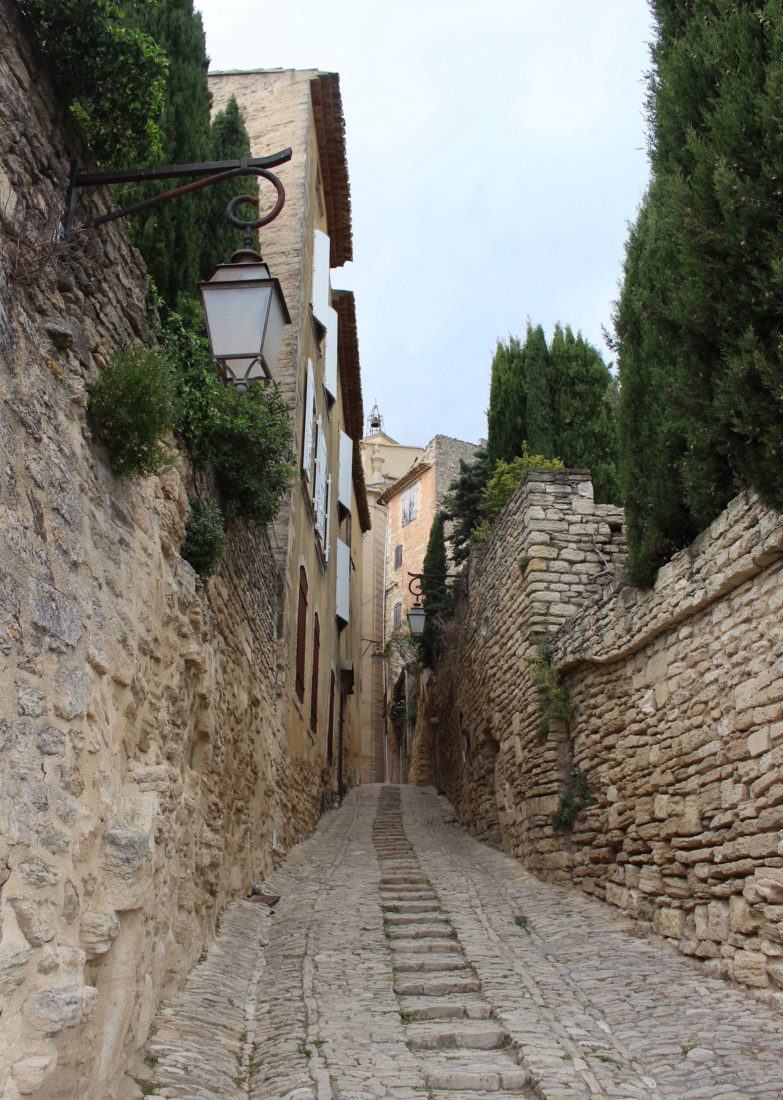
327,670,336,766
338,430,353,513
324,306,339,399
312,229,331,328
401,483,418,526
302,361,316,488
295,566,308,702
323,474,332,562
310,613,320,732
314,416,328,540
336,539,350,624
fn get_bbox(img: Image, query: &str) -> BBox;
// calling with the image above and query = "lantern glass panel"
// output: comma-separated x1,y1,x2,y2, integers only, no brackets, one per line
407,606,426,636
201,281,272,362
261,289,288,374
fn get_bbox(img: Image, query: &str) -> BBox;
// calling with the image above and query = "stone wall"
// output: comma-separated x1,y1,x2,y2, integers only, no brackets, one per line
0,7,319,1097
425,467,783,994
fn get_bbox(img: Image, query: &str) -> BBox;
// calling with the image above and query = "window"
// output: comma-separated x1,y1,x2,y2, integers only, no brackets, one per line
338,431,353,513
336,539,350,625
312,228,331,328
302,361,316,488
295,567,308,702
393,601,402,629
394,544,403,570
327,670,336,766
401,483,418,526
314,417,328,540
310,613,320,732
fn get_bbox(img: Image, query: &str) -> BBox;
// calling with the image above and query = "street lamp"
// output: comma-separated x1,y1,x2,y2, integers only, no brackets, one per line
200,234,290,391
406,571,467,636
63,152,292,387
408,602,427,637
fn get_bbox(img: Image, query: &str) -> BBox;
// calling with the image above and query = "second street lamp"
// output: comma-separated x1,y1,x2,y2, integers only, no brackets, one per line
406,571,467,636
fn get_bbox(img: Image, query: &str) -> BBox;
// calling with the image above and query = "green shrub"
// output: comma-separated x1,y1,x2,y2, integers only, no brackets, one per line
190,378,294,528
551,770,595,832
158,305,295,530
181,495,227,577
467,446,564,544
483,445,565,522
88,347,179,478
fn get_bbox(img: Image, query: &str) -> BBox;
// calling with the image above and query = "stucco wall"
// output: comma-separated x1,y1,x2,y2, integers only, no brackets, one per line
0,10,321,1097
426,467,783,993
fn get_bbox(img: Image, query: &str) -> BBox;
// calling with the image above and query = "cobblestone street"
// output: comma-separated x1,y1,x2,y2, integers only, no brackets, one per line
132,785,783,1100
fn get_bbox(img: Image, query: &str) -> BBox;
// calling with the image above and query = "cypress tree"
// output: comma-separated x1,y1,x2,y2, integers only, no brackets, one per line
548,324,619,504
420,513,453,668
521,324,554,458
442,449,490,566
124,0,213,306
202,96,259,277
486,337,525,469
616,0,783,580
615,196,695,584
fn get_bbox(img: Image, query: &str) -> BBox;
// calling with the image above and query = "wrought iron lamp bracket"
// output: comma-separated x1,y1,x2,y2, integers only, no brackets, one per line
407,571,468,600
62,149,293,240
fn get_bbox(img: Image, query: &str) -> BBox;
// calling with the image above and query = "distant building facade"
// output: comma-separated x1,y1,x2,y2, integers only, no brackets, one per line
360,429,478,782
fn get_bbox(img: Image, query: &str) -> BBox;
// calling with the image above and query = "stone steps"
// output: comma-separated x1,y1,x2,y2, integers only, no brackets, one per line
373,788,534,1099
421,1051,532,1093
395,954,470,973
398,995,493,1021
382,899,443,913
390,938,462,954
405,1020,508,1051
395,973,483,997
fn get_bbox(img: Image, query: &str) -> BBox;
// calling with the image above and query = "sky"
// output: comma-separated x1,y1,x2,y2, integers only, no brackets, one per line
195,0,655,448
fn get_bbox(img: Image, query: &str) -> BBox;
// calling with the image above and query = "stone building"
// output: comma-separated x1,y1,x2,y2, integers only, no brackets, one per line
380,434,479,642
360,431,478,782
210,69,371,802
357,416,425,784
0,11,368,1094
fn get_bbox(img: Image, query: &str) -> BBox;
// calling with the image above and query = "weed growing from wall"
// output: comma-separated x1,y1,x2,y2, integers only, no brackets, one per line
181,495,227,577
87,346,179,478
551,769,595,832
525,636,574,738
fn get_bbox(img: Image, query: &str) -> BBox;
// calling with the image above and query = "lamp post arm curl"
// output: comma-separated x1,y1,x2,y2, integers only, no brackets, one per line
407,571,468,599
63,150,292,237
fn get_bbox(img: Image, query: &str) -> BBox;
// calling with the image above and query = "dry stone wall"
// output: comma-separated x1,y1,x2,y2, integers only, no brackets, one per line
0,7,319,1097
426,467,783,994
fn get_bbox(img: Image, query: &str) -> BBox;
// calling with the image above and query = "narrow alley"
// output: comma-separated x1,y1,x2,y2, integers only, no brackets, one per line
132,786,783,1100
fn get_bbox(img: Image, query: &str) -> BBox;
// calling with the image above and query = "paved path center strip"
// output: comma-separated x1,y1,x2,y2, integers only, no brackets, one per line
134,784,783,1100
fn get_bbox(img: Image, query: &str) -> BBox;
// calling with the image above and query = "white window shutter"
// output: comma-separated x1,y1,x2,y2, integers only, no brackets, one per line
323,474,332,562
338,430,353,513
323,306,339,399
314,416,327,538
312,229,331,327
302,361,315,487
336,538,350,623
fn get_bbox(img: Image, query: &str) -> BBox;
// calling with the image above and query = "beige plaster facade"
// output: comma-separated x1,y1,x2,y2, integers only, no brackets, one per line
209,69,371,804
